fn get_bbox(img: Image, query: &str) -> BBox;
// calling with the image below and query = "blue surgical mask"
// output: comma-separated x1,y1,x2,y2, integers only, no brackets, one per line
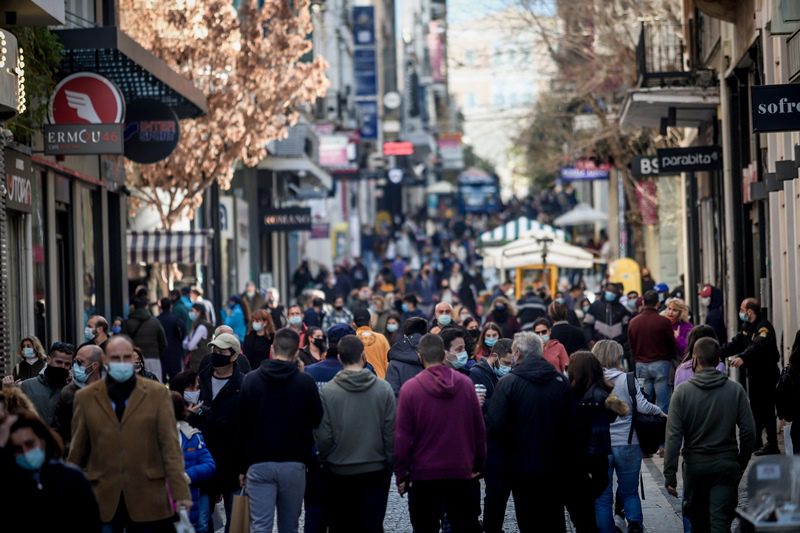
495,365,511,378
451,351,468,369
111,325,122,335
252,321,264,332
539,334,550,343
739,311,748,323
184,390,200,404
15,447,46,471
484,337,498,348
437,314,452,326
626,300,637,311
72,362,94,385
401,303,410,313
658,293,666,303
604,291,616,302
386,323,399,333
84,327,95,342
108,362,135,382
289,316,303,326
188,311,198,321
22,347,36,359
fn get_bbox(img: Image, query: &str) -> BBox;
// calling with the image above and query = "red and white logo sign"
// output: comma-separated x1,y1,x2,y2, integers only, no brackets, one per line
49,72,125,125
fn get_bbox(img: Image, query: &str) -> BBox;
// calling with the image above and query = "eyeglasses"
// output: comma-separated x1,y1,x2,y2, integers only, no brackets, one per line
50,342,75,355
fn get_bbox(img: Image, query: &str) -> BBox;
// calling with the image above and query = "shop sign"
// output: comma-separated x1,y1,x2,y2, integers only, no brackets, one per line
631,155,659,178
356,101,378,140
352,6,375,46
656,146,721,174
751,84,800,132
560,167,610,180
45,72,125,155
124,99,180,164
4,146,33,213
311,223,330,239
384,141,414,156
262,207,312,231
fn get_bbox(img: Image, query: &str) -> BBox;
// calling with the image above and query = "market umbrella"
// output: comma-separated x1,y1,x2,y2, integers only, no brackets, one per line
553,203,608,226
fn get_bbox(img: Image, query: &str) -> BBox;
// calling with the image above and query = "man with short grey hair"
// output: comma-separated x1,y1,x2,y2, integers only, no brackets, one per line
486,330,575,530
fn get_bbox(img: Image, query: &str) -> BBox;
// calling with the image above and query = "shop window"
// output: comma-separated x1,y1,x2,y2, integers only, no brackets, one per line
79,187,96,327
32,171,47,347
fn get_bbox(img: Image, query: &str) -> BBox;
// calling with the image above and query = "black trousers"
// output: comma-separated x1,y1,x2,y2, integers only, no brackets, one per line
683,456,741,533
750,386,777,448
510,476,566,532
483,470,512,533
408,478,482,533
105,495,175,533
324,468,391,533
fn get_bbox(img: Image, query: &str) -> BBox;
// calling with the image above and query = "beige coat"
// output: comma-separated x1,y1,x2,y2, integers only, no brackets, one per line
68,376,190,523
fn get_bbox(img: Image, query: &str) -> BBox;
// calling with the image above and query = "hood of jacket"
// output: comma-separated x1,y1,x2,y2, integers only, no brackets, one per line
417,364,459,399
333,368,377,392
388,334,423,365
130,307,152,321
688,368,728,389
356,326,379,347
511,355,564,384
258,359,298,384
178,420,201,440
709,286,723,310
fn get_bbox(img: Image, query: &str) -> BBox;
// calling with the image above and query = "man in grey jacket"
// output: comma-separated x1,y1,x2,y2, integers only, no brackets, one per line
314,335,396,532
664,337,756,532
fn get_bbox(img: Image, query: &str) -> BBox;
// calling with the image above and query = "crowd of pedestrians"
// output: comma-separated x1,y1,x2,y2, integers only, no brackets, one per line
1,212,797,533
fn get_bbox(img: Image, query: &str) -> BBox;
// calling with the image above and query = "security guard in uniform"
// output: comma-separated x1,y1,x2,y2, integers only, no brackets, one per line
723,298,781,455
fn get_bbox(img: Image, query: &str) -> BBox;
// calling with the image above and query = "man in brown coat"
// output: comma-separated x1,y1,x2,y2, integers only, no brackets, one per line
68,336,191,531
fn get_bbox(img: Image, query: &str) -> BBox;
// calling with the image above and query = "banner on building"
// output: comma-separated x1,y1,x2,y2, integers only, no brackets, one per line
656,146,722,175
262,207,312,231
438,132,464,170
635,180,658,225
751,84,800,133
4,146,33,213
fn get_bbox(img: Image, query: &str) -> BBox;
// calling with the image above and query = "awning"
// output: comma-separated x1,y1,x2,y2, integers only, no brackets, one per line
482,238,596,270
127,230,212,265
55,27,207,119
257,155,333,191
479,216,567,247
553,203,609,226
619,86,719,131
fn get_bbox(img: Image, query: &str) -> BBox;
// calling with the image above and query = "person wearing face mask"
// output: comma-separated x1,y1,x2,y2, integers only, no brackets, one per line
241,280,266,314
7,336,46,384
400,294,425,324
475,323,503,360
243,309,275,369
122,297,167,382
548,302,589,356
516,286,547,332
183,304,213,372
430,301,455,332
386,318,428,397
82,315,110,353
354,308,391,378
193,333,246,530
110,317,124,336
484,297,521,340
470,338,513,414
1,410,101,532
53,345,104,452
221,294,250,343
698,284,726,344
575,297,592,323
69,336,192,530
654,283,670,312
19,342,74,426
351,283,373,316
300,327,327,366
533,318,569,373
723,298,781,455
673,326,726,389
322,296,354,334
441,327,474,376
303,296,327,329
584,283,630,346
384,313,402,345
157,298,185,383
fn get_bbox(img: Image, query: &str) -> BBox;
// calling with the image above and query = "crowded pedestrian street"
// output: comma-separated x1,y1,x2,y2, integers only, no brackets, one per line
3,0,800,532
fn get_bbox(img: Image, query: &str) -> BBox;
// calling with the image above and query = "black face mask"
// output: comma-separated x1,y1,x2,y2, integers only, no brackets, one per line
468,329,480,340
313,338,328,352
211,353,233,368
45,365,69,385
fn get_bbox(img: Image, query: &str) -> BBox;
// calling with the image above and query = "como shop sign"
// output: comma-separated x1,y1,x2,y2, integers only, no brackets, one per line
752,84,800,133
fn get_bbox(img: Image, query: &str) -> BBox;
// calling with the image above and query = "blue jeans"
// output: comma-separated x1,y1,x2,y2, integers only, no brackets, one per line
247,461,306,533
195,494,210,532
636,360,673,413
595,445,643,533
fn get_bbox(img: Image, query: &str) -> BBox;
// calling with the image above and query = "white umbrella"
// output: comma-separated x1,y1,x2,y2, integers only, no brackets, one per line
553,203,608,226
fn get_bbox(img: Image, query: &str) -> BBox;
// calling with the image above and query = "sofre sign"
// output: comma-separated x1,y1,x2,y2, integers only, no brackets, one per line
656,146,722,175
752,84,800,133
44,72,125,155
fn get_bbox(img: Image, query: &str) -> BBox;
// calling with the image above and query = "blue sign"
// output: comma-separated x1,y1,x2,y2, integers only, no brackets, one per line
559,167,610,181
356,101,378,140
352,6,375,46
354,48,377,97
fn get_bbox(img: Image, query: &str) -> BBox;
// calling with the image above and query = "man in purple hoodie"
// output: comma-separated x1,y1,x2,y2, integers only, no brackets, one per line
394,333,486,533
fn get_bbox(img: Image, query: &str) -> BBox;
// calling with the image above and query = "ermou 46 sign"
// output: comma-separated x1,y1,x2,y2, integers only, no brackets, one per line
751,84,800,133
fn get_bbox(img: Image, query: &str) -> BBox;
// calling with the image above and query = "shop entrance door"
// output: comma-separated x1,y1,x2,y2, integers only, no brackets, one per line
7,212,26,349
55,208,75,344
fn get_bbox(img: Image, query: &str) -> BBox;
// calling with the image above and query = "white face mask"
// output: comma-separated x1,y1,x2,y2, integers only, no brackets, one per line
700,297,711,307
183,390,201,404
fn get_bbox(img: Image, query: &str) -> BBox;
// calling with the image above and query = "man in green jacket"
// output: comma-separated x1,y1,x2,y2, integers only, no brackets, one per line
664,337,757,532
314,335,396,532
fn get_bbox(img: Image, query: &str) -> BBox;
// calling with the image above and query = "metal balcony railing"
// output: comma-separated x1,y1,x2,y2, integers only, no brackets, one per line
636,21,690,88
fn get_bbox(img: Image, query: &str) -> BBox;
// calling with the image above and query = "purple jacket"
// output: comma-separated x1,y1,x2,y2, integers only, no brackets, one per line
674,360,727,388
673,321,693,358
394,365,486,482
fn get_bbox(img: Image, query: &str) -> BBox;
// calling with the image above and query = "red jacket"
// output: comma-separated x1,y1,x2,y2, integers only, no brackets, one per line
627,307,676,363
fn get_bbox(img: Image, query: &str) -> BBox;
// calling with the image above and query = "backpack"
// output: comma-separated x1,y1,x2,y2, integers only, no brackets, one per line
626,373,666,456
776,367,800,421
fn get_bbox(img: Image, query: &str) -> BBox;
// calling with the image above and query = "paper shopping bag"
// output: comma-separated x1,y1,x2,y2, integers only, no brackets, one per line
229,490,250,533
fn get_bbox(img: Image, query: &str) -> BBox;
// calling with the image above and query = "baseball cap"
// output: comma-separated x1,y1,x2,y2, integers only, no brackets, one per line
208,333,241,354
326,323,355,346
698,285,712,298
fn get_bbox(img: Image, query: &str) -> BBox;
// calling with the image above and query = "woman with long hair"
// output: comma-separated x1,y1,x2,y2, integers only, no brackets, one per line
221,294,250,342
243,309,275,369
663,298,693,358
384,313,402,346
475,322,503,361
10,336,47,383
483,297,521,339
299,327,327,367
183,303,212,372
592,340,664,533
673,325,725,388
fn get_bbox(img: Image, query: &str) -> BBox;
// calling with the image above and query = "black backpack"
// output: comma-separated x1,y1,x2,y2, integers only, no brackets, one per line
626,373,667,456
776,367,800,421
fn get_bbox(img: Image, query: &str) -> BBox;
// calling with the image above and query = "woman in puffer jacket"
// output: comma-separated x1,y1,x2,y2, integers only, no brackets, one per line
568,350,629,533
171,391,216,531
592,340,664,533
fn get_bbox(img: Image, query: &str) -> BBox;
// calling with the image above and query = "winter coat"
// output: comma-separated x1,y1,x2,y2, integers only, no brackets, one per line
386,334,424,397
158,310,185,366
551,321,589,355
722,315,781,388
12,357,46,382
664,369,756,488
315,369,396,475
123,308,167,360
603,368,663,447
486,356,576,477
179,421,216,524
394,365,486,482
584,299,630,344
306,358,344,388
239,359,323,469
627,307,675,364
516,293,547,331
542,339,569,373
194,366,244,494
356,326,391,379
303,307,325,328
221,303,247,342
704,286,727,344
243,331,272,369
469,359,499,415
20,371,65,426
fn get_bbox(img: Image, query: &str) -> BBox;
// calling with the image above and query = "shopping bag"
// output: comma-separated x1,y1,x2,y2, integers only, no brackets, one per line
173,508,195,533
784,424,794,456
229,489,250,533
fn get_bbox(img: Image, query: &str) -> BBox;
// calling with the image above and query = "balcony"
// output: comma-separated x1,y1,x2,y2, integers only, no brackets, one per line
636,21,689,88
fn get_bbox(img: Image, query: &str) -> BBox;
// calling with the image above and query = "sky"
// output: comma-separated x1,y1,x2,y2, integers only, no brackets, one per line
447,0,555,25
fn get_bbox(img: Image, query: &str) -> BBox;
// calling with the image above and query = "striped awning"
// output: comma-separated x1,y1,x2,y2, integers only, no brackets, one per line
127,230,212,265
479,217,567,247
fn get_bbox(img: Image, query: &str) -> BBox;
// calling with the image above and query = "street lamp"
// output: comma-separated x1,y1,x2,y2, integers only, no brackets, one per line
537,237,553,293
